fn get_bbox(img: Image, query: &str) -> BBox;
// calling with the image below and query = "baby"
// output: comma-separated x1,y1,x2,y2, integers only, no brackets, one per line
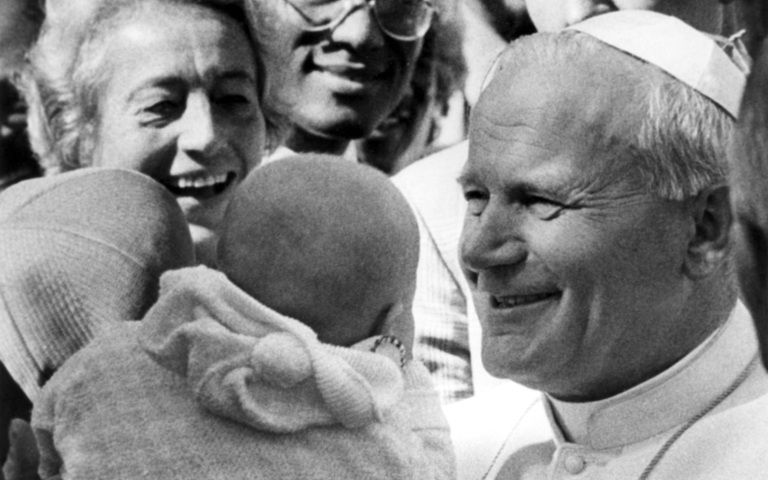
0,167,195,473
33,156,455,480
0,167,195,403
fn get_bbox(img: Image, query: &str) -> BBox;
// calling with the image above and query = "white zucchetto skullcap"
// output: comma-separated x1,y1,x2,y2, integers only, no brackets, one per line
568,10,748,119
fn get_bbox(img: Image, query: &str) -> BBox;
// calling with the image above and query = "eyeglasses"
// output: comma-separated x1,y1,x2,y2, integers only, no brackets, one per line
283,0,435,41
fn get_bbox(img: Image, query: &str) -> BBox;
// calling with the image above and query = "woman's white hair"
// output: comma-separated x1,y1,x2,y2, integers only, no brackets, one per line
23,0,283,174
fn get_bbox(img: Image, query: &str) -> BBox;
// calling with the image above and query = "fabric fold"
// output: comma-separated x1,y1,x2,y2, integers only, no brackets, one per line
138,266,405,433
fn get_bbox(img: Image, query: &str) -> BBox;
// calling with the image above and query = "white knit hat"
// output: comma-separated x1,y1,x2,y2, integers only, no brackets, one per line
0,168,195,401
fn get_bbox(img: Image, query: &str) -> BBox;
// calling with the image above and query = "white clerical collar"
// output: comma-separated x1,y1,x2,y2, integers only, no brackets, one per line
547,301,760,449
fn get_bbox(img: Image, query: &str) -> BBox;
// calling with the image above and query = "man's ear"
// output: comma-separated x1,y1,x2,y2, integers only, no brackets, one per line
684,184,732,279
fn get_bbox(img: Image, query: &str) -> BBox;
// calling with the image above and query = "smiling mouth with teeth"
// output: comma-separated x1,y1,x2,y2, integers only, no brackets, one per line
492,292,560,308
161,172,236,199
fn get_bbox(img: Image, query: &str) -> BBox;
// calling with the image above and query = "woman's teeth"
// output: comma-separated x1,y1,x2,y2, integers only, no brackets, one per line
493,292,557,308
162,172,235,198
169,173,229,189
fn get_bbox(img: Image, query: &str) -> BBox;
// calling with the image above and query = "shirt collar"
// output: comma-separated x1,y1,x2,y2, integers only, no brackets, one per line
547,301,758,449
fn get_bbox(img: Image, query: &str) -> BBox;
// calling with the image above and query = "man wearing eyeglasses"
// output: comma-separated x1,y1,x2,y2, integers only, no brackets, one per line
247,0,434,157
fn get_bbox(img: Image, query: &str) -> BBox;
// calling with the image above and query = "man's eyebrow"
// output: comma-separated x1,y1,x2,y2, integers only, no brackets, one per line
212,69,256,84
456,170,565,198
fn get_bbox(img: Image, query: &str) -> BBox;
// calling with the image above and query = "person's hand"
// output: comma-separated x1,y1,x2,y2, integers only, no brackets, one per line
376,303,415,362
352,302,415,365
2,419,40,480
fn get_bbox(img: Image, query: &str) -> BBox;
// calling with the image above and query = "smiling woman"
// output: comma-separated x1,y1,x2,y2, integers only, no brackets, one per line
22,0,282,267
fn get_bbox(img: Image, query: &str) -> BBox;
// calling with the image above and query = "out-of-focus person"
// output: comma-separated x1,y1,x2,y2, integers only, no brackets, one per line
449,11,768,479
725,0,768,365
460,0,533,107
526,0,765,50
0,0,43,191
0,78,39,192
248,0,435,158
527,0,725,34
354,7,467,175
0,0,40,72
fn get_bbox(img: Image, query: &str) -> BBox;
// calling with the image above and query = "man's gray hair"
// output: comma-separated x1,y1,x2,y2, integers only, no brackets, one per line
496,32,733,201
637,69,732,200
22,0,283,174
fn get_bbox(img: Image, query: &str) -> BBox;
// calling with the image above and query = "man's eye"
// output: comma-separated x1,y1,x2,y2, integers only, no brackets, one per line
522,195,564,220
216,94,250,106
463,188,488,216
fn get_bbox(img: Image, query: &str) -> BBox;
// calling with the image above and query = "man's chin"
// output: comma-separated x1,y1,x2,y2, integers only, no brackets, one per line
297,101,393,141
322,118,380,141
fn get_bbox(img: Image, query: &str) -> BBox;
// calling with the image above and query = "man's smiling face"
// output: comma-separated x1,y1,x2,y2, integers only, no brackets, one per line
251,0,423,142
459,53,695,399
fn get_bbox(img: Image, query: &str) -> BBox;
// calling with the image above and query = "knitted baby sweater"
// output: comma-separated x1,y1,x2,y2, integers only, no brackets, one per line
33,267,455,479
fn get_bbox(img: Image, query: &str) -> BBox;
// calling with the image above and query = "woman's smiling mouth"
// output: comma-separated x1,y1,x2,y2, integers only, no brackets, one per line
161,172,236,200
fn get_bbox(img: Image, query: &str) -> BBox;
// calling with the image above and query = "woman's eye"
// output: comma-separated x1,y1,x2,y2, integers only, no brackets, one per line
145,100,179,116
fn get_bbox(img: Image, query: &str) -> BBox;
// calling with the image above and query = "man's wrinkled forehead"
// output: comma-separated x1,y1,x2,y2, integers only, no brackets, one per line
472,46,636,154
466,37,659,193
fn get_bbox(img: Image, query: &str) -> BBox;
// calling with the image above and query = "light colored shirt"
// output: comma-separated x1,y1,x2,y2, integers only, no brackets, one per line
394,142,511,403
447,301,768,479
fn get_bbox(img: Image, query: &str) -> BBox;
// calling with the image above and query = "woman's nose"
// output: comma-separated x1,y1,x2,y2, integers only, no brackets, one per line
177,94,216,155
564,0,616,27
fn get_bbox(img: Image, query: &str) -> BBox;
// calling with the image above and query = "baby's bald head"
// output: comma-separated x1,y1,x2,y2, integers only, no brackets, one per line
218,156,419,346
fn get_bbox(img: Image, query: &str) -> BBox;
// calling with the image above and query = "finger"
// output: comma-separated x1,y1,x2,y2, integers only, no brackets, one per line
2,419,40,480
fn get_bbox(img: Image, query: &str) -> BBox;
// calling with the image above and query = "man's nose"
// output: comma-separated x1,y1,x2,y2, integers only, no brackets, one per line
329,2,386,49
460,203,527,276
177,93,216,156
564,0,616,27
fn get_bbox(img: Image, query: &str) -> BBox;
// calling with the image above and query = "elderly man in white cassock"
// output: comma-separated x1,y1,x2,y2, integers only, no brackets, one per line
392,0,762,406
447,11,768,480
